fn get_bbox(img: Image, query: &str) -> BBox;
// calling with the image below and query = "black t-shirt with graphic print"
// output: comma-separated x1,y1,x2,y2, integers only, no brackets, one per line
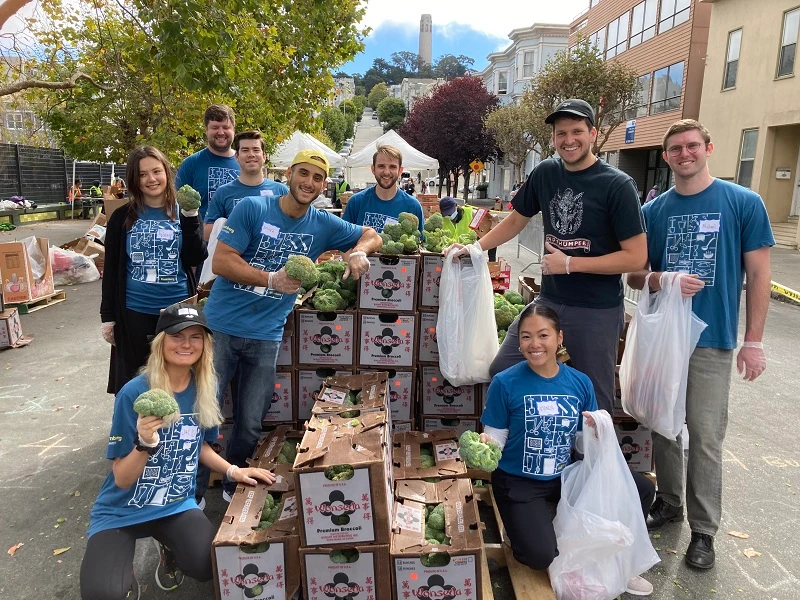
512,157,645,309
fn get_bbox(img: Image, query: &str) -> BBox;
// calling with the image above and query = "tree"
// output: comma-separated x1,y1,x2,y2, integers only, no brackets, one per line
377,97,406,132
521,37,640,154
434,55,475,80
367,82,389,109
485,103,536,185
321,107,347,150
352,95,367,115
400,76,498,200
340,99,360,122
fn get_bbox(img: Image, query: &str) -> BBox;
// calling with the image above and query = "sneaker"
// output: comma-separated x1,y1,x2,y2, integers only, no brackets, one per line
626,575,654,596
125,572,141,600
196,497,206,511
646,497,683,530
153,539,185,591
685,532,715,569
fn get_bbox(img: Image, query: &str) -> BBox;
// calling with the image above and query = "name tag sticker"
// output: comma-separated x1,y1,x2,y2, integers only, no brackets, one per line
699,220,720,233
260,190,273,196
384,217,399,226
156,228,174,241
260,222,280,238
536,401,560,416
180,425,198,440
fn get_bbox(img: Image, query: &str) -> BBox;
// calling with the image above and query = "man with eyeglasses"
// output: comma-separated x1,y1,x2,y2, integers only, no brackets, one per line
628,119,774,570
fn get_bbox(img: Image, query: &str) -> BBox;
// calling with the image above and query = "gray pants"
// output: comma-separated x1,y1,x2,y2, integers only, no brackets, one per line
489,297,625,414
652,347,733,536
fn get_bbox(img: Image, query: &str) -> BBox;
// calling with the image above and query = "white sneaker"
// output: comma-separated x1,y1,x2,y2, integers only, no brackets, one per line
626,575,654,596
196,497,206,511
222,489,233,503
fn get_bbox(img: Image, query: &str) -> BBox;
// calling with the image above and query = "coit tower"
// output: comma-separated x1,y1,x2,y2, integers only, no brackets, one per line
419,14,432,66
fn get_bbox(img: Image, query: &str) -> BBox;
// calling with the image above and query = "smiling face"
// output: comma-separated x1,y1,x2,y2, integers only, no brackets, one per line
235,138,266,177
518,313,563,372
552,117,597,171
138,156,168,206
662,129,713,182
288,163,326,205
206,118,234,154
163,325,205,368
371,151,402,190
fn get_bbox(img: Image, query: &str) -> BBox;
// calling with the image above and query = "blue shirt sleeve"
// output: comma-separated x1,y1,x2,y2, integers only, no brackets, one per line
106,382,141,460
740,193,775,252
217,198,257,254
324,212,364,252
204,192,225,223
480,378,510,430
175,155,192,190
203,426,219,444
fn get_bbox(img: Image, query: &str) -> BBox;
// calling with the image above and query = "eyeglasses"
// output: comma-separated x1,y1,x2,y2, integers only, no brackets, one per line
666,142,704,156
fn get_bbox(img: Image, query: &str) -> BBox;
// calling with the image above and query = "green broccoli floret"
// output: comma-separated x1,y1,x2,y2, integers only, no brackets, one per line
285,255,318,290
383,222,404,241
509,304,520,317
420,454,435,468
398,212,419,234
503,290,525,306
425,525,446,544
317,271,336,285
498,330,507,344
424,213,444,232
422,228,455,253
473,479,486,488
312,288,344,312
399,234,419,254
493,293,508,309
421,552,450,567
339,289,356,306
132,389,180,425
381,240,404,255
427,504,445,531
324,465,355,481
176,184,201,211
380,232,392,246
197,297,207,307
318,260,348,280
458,430,502,472
330,550,349,564
277,441,297,464
456,230,477,245
495,303,515,330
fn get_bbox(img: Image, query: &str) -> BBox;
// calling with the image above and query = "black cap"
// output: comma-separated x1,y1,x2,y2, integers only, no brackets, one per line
155,302,212,336
545,99,595,127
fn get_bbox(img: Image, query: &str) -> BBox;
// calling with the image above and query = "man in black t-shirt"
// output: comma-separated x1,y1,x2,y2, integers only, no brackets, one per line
446,99,647,413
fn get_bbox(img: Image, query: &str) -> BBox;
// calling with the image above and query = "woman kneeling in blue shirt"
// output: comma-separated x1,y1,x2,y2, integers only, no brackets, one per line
481,304,656,596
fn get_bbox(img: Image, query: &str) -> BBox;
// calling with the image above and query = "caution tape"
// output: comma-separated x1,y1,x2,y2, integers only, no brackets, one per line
770,281,800,304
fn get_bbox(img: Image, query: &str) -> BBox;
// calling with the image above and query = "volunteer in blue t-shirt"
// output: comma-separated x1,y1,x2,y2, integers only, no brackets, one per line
100,146,205,395
482,303,656,596
82,303,275,599
175,104,240,220
203,130,288,240
202,149,382,501
342,144,424,233
629,119,774,570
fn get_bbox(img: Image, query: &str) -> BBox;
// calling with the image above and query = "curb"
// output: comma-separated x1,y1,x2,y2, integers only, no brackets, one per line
770,281,800,306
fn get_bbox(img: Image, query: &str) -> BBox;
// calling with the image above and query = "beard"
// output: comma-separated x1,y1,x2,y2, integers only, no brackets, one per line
288,180,318,205
375,174,399,190
208,136,233,153
559,144,592,167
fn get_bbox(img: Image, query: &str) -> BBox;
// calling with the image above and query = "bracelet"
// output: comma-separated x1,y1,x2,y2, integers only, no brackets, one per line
226,464,240,480
267,271,276,290
137,432,160,448
565,256,571,275
742,342,763,349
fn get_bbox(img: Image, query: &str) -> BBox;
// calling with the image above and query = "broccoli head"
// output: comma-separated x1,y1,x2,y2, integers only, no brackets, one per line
420,454,435,469
318,260,348,280
277,441,298,464
458,430,502,472
422,229,454,254
498,330,507,344
324,465,355,481
495,303,515,330
493,293,508,309
425,525,446,544
424,213,444,232
285,255,318,290
312,288,344,312
399,233,419,254
427,503,445,530
398,212,419,234
456,230,478,245
132,389,180,425
382,222,404,241
330,548,360,563
503,290,525,306
421,552,450,567
176,185,201,211
380,240,404,255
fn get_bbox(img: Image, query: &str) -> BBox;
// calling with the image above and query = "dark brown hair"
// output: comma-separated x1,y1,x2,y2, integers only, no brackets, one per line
124,146,177,228
233,130,266,153
518,303,561,333
204,104,235,127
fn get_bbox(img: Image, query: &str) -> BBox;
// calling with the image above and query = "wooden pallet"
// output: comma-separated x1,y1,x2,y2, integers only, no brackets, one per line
477,485,556,600
10,290,67,315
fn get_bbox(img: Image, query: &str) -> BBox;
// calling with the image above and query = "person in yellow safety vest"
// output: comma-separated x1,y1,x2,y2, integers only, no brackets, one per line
439,196,497,261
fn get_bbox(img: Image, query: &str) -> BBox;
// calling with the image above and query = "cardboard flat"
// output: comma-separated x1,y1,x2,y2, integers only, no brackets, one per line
418,251,443,308
296,309,357,366
311,372,390,419
421,417,481,437
358,254,419,312
417,311,439,363
306,411,388,435
0,237,55,304
263,370,295,422
360,368,416,422
102,197,128,219
359,312,417,368
392,431,468,481
0,308,23,349
299,544,392,600
614,417,654,472
297,368,355,421
249,426,305,471
419,366,480,416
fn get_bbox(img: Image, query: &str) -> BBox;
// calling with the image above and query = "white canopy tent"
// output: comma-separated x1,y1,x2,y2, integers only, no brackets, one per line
269,131,345,168
345,130,438,170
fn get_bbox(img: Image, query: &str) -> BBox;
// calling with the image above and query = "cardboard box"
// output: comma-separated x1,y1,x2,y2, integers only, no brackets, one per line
614,418,654,473
297,368,355,421
299,545,392,600
391,479,484,600
391,431,467,481
249,426,305,470
392,421,414,434
417,311,439,363
419,366,480,416
85,212,107,242
296,309,357,366
359,312,417,368
263,370,295,423
311,372,390,419
306,411,388,435
0,237,55,304
421,417,481,437
293,426,392,547
212,482,300,600
518,275,540,305
360,368,416,422
276,314,295,367
209,420,233,458
60,237,106,272
0,308,23,349
418,252,443,308
468,207,500,238
102,197,128,219
359,254,419,312
488,259,511,292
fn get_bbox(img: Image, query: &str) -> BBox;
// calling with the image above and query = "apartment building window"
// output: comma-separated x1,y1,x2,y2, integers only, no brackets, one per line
778,8,800,77
630,0,657,48
606,12,630,59
625,73,652,119
723,29,742,89
659,0,690,34
589,27,606,56
5,112,24,130
650,61,684,114
737,129,758,188
497,71,509,95
522,51,537,78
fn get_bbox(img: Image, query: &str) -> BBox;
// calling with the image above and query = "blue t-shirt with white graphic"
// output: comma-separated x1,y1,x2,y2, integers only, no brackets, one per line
88,374,218,538
482,362,597,480
342,186,424,233
643,179,774,349
175,148,240,219
203,197,364,341
204,178,289,223
125,205,189,314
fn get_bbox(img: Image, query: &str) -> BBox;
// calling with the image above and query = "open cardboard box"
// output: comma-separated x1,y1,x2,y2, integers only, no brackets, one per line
360,368,416,422
296,368,356,421
391,430,468,481
311,371,390,419
0,237,55,304
299,544,392,600
248,425,305,471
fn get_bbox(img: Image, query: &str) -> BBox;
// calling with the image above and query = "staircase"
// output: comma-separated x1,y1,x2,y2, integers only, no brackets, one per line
772,216,798,249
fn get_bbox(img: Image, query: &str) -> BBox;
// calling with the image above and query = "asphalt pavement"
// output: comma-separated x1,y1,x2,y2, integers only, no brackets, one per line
1,220,799,600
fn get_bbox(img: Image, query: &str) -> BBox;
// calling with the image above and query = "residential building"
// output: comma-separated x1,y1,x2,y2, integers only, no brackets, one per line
569,0,712,201
398,78,442,112
0,56,54,146
474,23,570,199
330,77,355,107
699,0,800,248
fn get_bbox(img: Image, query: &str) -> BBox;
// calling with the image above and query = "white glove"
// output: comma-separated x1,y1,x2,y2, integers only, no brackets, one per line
737,342,766,381
101,322,115,345
343,251,370,280
443,240,482,258
180,208,199,218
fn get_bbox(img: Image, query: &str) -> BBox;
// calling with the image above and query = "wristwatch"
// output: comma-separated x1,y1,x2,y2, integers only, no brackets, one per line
135,436,160,456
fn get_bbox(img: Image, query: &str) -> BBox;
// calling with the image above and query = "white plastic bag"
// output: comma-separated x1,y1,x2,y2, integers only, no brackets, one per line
548,410,660,600
22,236,46,280
619,273,707,440
436,244,498,385
199,218,227,286
49,246,100,285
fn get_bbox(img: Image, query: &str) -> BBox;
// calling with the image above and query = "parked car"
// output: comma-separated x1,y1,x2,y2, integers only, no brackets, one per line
424,177,438,189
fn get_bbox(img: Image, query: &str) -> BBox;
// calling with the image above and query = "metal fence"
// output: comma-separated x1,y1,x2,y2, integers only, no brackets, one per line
516,213,544,272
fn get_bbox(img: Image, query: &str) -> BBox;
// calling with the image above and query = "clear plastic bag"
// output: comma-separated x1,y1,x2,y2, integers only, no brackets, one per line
619,273,707,440
435,244,498,385
199,218,227,286
22,236,46,281
548,410,660,600
49,246,100,285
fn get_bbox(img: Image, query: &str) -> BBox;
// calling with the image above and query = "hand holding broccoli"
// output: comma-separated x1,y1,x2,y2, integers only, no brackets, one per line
176,184,202,213
136,415,165,446
270,268,302,294
459,430,502,472
133,389,180,425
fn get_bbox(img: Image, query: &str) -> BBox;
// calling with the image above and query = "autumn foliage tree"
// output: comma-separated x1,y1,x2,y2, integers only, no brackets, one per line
400,77,498,199
485,103,536,185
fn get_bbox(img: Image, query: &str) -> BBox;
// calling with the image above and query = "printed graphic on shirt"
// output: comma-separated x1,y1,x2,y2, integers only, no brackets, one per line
522,394,580,476
207,167,238,201
234,231,313,298
128,219,182,283
128,414,202,508
665,213,720,286
363,212,390,233
550,188,584,235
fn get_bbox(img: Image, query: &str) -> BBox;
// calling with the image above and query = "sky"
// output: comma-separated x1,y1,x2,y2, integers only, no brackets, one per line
339,0,591,75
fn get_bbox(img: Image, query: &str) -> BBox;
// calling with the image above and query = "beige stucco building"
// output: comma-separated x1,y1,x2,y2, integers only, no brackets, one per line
699,0,800,247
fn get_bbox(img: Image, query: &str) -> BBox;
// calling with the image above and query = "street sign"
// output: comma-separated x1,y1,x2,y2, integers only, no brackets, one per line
470,159,484,173
625,120,636,144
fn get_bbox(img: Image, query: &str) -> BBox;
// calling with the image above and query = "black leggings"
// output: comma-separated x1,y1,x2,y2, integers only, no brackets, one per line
491,468,656,571
80,509,214,600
